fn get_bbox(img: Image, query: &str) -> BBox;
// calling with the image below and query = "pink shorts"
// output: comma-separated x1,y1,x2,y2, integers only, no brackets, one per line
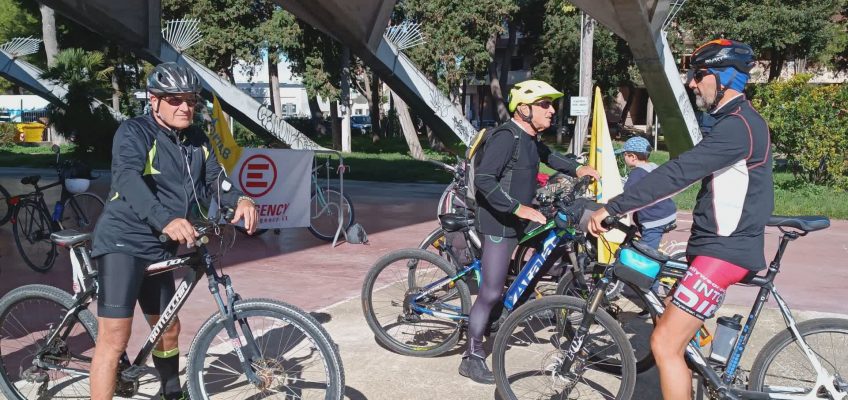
670,256,750,320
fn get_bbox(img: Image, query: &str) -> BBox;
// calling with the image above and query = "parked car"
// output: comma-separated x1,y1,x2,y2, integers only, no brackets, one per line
351,115,372,134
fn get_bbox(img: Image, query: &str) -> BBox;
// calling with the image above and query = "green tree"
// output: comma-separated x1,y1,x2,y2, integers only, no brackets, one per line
676,0,843,80
163,0,274,82
41,48,118,158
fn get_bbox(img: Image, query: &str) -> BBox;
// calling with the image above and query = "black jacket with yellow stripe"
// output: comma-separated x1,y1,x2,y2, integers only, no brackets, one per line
92,114,242,261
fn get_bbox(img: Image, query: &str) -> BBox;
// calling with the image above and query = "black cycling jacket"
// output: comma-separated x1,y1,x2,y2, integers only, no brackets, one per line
605,95,773,270
474,120,581,238
92,114,243,261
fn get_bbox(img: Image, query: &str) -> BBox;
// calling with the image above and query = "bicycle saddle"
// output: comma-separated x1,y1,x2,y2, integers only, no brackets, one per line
438,213,475,232
767,215,830,232
20,175,41,185
51,229,91,247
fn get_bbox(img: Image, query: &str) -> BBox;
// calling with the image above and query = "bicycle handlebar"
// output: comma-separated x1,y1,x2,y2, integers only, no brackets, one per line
158,208,236,246
426,159,456,174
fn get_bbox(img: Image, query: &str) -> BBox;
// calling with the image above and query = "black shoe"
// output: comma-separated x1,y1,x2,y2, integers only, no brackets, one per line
459,356,495,384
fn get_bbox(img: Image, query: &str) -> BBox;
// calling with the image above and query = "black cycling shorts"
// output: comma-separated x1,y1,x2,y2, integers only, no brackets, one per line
96,252,175,319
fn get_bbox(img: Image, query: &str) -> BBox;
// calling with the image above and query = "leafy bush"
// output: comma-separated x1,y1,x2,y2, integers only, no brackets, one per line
753,74,848,188
0,122,19,147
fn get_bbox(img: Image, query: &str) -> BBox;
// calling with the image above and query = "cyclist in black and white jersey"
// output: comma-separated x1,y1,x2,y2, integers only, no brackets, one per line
589,39,773,400
90,62,258,400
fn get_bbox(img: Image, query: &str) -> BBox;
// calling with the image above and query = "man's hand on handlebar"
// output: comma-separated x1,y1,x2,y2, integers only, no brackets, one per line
162,218,199,246
233,198,259,234
576,165,600,181
588,207,611,237
515,204,547,225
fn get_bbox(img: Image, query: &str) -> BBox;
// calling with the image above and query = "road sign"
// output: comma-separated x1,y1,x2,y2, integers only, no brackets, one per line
570,96,590,116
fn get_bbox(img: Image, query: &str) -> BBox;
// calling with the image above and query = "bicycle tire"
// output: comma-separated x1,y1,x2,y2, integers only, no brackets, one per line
61,192,104,232
186,298,344,400
361,248,471,357
307,188,354,242
0,184,11,226
12,200,57,273
555,271,656,373
748,317,848,398
0,284,98,400
492,295,636,400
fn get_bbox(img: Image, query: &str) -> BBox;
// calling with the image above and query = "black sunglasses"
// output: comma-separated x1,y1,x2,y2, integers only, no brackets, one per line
533,100,554,109
161,95,199,107
687,69,711,84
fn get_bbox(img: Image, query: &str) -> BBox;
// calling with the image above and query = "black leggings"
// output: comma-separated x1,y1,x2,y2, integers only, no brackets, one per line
467,234,518,344
96,252,176,318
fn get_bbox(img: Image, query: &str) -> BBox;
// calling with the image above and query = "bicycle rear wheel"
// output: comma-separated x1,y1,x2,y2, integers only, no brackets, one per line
361,248,471,357
0,285,97,400
61,193,104,232
307,188,354,242
187,298,344,400
12,200,57,273
748,318,848,398
492,295,635,400
0,184,11,226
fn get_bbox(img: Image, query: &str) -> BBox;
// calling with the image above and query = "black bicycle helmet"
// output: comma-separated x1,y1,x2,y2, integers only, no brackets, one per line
147,62,202,95
690,39,755,74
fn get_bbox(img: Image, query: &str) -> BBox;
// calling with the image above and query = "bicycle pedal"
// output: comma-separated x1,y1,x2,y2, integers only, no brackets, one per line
120,364,146,381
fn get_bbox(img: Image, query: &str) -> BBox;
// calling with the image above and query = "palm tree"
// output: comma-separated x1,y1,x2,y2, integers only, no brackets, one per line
41,48,118,158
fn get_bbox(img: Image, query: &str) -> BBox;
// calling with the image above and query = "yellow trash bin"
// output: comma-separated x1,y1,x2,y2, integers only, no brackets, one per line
16,122,46,142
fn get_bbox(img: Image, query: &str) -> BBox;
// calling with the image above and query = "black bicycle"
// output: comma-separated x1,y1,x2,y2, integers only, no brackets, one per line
8,145,104,272
492,213,846,400
0,208,345,399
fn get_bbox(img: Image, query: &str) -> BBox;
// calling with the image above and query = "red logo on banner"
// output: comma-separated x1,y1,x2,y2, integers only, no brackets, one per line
238,154,277,197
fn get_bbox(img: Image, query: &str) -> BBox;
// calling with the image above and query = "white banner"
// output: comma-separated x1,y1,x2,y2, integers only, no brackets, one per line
230,149,313,229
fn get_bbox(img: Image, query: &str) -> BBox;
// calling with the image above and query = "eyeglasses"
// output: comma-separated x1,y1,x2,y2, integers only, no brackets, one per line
533,100,554,109
160,95,199,107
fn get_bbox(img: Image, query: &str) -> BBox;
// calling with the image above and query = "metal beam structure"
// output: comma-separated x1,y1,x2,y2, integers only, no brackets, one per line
570,0,701,155
35,0,697,154
0,48,125,121
273,0,476,146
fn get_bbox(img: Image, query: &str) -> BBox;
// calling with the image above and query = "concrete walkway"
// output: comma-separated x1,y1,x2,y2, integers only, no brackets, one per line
0,170,846,399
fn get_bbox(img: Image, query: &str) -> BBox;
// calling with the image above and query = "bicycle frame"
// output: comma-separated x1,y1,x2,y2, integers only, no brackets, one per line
412,212,578,321
38,241,268,390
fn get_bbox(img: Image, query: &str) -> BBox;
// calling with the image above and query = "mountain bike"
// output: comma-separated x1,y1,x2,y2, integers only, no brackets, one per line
360,177,601,357
492,213,846,400
0,208,345,399
8,145,104,272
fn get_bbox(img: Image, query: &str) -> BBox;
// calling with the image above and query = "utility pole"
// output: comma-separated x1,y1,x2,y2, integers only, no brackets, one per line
571,11,594,155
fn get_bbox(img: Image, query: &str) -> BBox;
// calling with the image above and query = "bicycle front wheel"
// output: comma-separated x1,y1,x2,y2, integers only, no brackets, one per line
12,200,57,273
187,298,344,400
0,285,98,400
0,184,11,226
61,193,104,232
748,318,848,398
555,271,655,373
492,295,635,400
307,188,354,242
361,248,471,357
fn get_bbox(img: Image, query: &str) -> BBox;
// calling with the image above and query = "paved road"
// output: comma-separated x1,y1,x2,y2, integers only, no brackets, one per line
0,169,845,399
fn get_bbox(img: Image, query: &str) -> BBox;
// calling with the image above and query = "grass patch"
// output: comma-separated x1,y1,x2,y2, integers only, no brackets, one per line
0,143,110,169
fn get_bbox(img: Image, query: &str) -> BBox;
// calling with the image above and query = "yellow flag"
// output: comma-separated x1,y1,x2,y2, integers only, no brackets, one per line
208,95,243,173
588,87,628,263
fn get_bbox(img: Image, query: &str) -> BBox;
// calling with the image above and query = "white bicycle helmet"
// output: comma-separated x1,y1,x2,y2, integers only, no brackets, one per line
64,178,91,194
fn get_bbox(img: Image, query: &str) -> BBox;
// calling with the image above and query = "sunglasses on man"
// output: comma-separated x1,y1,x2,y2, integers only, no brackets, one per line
532,99,554,109
160,95,199,107
686,69,712,84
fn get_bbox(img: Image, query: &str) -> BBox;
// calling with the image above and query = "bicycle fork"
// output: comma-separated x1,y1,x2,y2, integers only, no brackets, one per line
205,261,265,387
558,277,612,377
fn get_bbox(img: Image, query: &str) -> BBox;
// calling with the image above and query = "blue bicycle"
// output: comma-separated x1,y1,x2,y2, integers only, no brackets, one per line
360,177,600,357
